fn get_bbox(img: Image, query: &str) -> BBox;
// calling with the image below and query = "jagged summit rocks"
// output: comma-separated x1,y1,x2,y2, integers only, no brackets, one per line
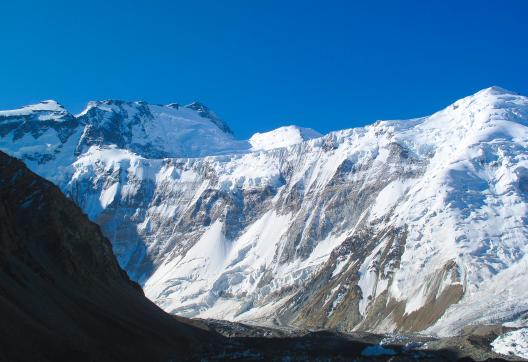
0,87,527,338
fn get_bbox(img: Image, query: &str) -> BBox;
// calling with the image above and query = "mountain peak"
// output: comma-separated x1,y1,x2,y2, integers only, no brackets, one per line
414,86,527,135
440,86,526,117
83,99,141,108
185,100,208,111
3,99,66,112
165,102,180,109
470,86,520,100
249,125,322,151
481,85,516,95
184,101,233,134
0,99,70,121
77,99,153,118
35,99,66,110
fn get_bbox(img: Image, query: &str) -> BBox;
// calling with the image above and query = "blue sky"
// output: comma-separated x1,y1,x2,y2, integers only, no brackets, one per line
1,1,526,138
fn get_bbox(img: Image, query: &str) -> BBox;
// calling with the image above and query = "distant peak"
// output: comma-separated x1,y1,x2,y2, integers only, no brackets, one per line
0,99,70,120
184,101,209,112
38,99,66,109
184,101,233,135
79,100,125,112
24,99,67,112
474,86,518,97
77,99,153,117
444,86,524,114
249,125,322,151
84,99,152,107
165,102,180,110
94,99,126,106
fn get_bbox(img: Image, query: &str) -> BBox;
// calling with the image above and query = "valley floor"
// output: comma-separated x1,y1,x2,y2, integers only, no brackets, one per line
185,318,526,361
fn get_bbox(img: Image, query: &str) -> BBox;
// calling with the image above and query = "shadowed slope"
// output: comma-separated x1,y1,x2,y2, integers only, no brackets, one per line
0,151,214,361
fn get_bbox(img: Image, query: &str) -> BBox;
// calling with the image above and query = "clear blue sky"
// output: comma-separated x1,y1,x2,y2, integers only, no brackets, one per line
1,1,526,138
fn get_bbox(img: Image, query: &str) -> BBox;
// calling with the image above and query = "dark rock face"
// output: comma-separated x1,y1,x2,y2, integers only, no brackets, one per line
0,151,212,361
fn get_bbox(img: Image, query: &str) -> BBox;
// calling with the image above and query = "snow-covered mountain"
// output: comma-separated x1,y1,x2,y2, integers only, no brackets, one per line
249,126,321,151
1,86,527,337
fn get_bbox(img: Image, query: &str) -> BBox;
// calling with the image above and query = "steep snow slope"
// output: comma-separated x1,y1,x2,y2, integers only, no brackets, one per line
1,87,527,336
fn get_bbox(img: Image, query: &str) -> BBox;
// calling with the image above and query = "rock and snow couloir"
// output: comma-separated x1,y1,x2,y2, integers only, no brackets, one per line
1,86,527,337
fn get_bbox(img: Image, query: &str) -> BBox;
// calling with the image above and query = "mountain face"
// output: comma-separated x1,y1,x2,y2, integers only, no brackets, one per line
0,151,213,361
1,87,527,337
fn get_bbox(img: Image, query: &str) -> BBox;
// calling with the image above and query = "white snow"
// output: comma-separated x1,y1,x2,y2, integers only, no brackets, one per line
133,104,250,157
0,100,68,121
144,210,294,319
331,257,348,278
369,179,411,220
492,328,528,359
99,182,119,208
358,241,385,315
249,125,321,151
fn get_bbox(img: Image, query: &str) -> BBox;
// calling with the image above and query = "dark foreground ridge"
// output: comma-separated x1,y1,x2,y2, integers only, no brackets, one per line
0,150,515,361
0,151,216,361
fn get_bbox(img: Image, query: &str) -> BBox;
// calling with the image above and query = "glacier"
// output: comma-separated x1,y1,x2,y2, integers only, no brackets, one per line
1,86,527,336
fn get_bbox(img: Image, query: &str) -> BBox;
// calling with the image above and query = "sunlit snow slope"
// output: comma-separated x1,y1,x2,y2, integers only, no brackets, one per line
1,87,527,336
